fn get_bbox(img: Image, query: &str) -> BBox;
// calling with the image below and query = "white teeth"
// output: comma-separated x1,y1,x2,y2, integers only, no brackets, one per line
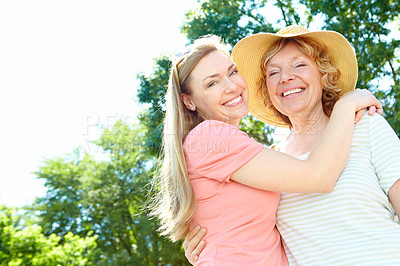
283,88,303,97
224,96,242,106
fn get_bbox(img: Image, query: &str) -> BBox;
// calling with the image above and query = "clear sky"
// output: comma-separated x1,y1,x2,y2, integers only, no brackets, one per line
0,0,198,207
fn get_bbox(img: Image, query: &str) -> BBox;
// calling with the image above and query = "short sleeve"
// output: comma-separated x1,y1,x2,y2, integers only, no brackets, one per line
368,114,400,194
183,120,263,183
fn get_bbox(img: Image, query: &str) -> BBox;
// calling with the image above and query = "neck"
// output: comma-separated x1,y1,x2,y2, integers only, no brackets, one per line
290,109,329,136
284,109,329,157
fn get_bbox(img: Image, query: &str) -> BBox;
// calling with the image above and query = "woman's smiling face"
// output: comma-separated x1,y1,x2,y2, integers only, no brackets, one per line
181,50,249,127
265,41,323,119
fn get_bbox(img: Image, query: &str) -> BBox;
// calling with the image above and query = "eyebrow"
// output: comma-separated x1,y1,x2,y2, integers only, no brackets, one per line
203,63,236,81
267,55,304,68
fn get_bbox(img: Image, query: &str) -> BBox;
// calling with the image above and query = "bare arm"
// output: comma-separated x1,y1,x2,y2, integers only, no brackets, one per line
232,89,383,193
389,179,400,217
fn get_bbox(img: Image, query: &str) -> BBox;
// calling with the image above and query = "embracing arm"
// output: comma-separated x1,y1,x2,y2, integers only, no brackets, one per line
232,89,382,193
389,180,400,217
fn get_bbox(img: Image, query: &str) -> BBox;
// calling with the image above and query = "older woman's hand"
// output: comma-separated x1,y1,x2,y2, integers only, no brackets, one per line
183,226,207,265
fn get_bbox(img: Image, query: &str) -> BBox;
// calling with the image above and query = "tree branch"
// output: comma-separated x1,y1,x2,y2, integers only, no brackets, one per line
118,235,133,256
276,0,289,25
387,59,399,86
237,5,265,26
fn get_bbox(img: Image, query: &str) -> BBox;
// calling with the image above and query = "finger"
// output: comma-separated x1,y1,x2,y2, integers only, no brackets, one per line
185,226,201,244
184,237,195,265
191,240,206,262
187,228,206,252
368,105,376,115
184,227,206,264
184,226,201,251
183,239,188,250
376,101,383,114
371,98,383,115
355,108,367,124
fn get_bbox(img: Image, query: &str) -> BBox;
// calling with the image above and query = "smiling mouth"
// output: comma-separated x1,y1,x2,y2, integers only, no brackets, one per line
282,88,304,97
224,95,242,106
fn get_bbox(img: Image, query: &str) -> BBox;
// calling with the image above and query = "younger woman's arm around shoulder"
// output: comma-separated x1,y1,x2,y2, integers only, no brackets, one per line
389,181,400,217
232,89,383,193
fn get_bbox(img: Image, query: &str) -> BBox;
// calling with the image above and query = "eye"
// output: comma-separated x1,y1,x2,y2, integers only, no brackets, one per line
208,81,217,87
268,70,278,77
229,69,238,76
295,62,307,68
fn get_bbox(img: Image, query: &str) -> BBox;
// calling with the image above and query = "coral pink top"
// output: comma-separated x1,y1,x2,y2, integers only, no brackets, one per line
183,120,288,265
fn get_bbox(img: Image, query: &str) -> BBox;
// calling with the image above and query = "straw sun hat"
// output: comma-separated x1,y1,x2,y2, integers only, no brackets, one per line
232,25,358,127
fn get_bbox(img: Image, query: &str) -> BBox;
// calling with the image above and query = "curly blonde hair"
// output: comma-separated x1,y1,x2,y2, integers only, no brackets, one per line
258,37,341,127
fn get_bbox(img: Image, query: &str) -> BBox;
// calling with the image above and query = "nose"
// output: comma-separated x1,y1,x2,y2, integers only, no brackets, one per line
280,68,295,83
223,77,239,94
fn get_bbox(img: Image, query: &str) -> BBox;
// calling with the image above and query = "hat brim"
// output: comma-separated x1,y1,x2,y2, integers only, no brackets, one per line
232,29,358,128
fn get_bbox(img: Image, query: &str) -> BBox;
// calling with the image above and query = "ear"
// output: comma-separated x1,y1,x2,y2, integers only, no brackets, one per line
180,93,195,111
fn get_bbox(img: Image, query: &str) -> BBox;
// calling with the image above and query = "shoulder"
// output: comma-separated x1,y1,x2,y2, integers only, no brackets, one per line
269,142,283,152
359,113,387,125
183,120,263,179
185,120,245,143
355,113,390,132
354,113,399,150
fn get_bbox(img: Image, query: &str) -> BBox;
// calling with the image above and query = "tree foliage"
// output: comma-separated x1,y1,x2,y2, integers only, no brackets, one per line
0,205,97,265
136,57,171,156
182,0,275,44
30,121,188,265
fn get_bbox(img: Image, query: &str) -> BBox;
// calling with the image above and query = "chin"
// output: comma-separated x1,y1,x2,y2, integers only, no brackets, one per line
240,110,249,119
281,105,308,114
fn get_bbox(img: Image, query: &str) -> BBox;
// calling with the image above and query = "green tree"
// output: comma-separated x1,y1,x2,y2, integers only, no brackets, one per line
137,57,172,156
182,0,275,44
0,205,97,266
31,121,188,265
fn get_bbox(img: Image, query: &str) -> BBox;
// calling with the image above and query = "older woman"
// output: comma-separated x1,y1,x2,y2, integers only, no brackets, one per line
184,26,400,265
150,34,381,265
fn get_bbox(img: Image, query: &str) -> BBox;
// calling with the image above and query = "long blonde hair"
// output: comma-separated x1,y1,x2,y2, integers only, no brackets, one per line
150,35,230,241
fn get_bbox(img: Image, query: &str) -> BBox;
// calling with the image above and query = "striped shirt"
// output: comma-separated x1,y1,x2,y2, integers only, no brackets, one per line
276,114,400,265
